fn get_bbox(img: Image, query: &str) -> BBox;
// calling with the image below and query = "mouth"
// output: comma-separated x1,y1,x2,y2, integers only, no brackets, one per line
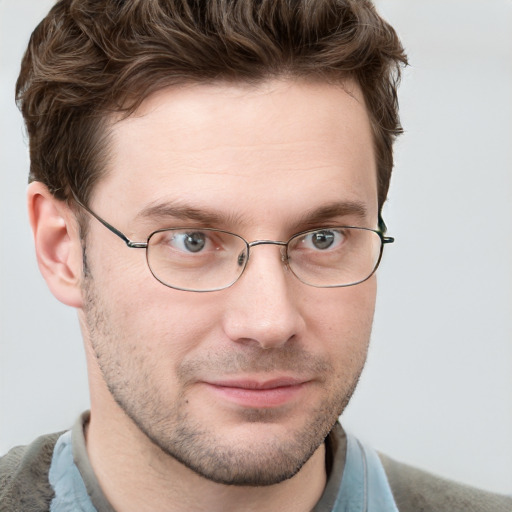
202,377,310,408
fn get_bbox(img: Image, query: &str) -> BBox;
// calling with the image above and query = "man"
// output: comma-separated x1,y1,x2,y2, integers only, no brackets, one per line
0,0,510,511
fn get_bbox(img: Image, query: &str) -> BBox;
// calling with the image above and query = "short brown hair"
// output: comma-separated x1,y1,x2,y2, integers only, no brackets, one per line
16,0,407,211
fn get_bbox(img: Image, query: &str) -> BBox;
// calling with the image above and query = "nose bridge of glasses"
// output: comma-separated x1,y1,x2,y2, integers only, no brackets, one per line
247,239,289,262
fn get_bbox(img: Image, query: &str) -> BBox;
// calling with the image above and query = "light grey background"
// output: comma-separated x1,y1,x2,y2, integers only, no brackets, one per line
1,0,511,495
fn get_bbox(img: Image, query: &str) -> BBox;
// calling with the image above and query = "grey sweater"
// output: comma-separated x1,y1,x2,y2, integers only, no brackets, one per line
1,422,511,512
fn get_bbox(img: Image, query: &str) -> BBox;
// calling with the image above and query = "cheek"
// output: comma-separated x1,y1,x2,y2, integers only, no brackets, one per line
98,268,225,359
304,278,376,354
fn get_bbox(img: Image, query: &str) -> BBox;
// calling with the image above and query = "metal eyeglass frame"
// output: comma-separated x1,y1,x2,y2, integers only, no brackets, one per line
71,192,395,291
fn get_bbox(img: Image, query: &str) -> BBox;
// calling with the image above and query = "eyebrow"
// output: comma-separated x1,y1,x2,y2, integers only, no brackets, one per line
135,201,244,227
292,201,369,231
135,199,369,231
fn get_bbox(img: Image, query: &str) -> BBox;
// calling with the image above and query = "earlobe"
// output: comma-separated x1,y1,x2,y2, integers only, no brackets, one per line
27,182,84,308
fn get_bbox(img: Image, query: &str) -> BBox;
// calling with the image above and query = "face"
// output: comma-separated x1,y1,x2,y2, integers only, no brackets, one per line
80,79,378,486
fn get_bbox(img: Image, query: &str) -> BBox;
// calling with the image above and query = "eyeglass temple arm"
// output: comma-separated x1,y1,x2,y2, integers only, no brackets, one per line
70,191,148,249
71,191,394,248
379,215,394,244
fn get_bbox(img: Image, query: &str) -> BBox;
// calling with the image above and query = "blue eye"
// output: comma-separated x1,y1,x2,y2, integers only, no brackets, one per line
172,231,208,253
302,229,345,250
311,230,334,249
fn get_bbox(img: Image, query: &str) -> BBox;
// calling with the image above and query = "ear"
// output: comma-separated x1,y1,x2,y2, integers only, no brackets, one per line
27,182,84,308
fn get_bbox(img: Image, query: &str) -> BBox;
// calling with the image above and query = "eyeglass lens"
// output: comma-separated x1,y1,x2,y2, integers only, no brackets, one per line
146,227,383,292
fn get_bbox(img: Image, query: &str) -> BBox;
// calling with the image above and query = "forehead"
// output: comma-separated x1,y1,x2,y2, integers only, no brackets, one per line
97,79,378,230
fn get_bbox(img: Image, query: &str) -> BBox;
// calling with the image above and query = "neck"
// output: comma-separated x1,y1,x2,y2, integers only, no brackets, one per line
85,403,327,512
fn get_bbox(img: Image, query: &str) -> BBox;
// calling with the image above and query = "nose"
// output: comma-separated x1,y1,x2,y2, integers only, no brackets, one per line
221,244,305,350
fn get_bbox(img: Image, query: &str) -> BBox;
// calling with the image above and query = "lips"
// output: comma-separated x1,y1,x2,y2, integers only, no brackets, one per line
203,377,309,408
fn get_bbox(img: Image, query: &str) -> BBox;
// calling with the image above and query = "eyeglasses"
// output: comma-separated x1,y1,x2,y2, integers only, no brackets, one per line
73,196,394,292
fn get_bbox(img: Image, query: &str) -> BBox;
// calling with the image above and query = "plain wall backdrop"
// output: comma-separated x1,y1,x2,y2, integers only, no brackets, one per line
1,0,511,495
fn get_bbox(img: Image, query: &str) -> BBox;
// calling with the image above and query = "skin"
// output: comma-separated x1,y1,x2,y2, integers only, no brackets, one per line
28,79,379,512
